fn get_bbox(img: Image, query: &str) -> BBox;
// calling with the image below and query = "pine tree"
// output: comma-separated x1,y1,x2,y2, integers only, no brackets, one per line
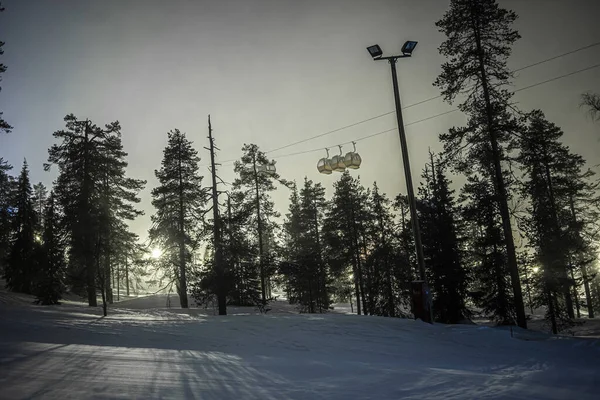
516,110,598,331
364,182,399,317
418,152,468,323
232,144,281,306
281,182,304,307
34,191,66,305
150,129,207,308
564,154,600,321
5,160,39,293
281,179,328,313
223,190,261,306
299,178,328,312
96,129,145,308
323,171,370,315
0,2,11,134
435,0,527,328
47,115,120,306
461,172,514,324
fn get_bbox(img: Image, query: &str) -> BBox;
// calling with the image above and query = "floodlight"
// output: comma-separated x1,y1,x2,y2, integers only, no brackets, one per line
401,41,418,56
367,44,383,59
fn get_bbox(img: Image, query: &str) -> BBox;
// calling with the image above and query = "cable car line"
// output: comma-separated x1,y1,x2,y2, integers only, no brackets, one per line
260,63,600,166
262,41,600,155
206,55,600,168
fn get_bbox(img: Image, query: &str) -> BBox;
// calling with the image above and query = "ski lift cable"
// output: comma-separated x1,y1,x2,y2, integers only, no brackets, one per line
261,41,600,155
206,52,600,167
235,63,600,164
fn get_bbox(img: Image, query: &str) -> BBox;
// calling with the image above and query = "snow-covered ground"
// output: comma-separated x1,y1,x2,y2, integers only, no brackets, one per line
1,294,599,399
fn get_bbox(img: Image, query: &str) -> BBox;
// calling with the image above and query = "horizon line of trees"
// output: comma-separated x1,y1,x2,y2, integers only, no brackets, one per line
1,0,600,333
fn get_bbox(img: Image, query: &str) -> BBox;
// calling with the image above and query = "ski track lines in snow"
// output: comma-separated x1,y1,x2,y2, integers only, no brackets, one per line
0,302,599,399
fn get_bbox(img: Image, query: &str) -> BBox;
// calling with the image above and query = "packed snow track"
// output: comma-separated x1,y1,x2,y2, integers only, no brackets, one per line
0,301,598,399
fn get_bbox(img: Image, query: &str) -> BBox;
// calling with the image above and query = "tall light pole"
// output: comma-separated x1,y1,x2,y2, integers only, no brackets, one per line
367,42,426,283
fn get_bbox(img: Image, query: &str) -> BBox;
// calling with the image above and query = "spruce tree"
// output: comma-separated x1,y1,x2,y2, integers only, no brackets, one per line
517,110,598,331
364,182,398,317
224,190,262,306
435,0,527,328
5,160,38,293
323,171,370,315
418,152,468,323
232,144,281,306
281,179,328,313
563,155,599,320
47,115,120,306
281,182,304,307
34,191,65,305
150,129,207,308
461,172,514,324
299,178,328,312
96,129,145,307
0,2,11,134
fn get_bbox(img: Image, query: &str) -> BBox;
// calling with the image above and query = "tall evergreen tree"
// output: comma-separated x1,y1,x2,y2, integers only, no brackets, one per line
4,160,38,293
281,182,303,302
281,179,328,313
461,172,514,324
363,182,400,317
516,110,598,331
149,129,207,308
232,144,281,306
224,190,261,306
435,0,527,328
0,2,11,134
47,115,123,306
34,191,66,305
96,129,145,307
323,171,370,315
418,152,468,323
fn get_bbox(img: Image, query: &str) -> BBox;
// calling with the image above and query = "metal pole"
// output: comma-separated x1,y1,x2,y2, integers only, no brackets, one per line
389,58,427,282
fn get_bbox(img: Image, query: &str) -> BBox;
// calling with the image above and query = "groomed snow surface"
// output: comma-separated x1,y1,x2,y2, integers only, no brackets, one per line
0,294,599,400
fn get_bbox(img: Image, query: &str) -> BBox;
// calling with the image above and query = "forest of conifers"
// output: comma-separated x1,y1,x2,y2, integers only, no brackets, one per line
2,0,600,334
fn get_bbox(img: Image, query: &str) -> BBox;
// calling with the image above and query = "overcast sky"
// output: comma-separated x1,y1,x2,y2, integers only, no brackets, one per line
1,0,599,241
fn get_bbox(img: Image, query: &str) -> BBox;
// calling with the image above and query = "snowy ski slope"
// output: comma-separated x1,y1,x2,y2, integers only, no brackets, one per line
0,295,599,399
